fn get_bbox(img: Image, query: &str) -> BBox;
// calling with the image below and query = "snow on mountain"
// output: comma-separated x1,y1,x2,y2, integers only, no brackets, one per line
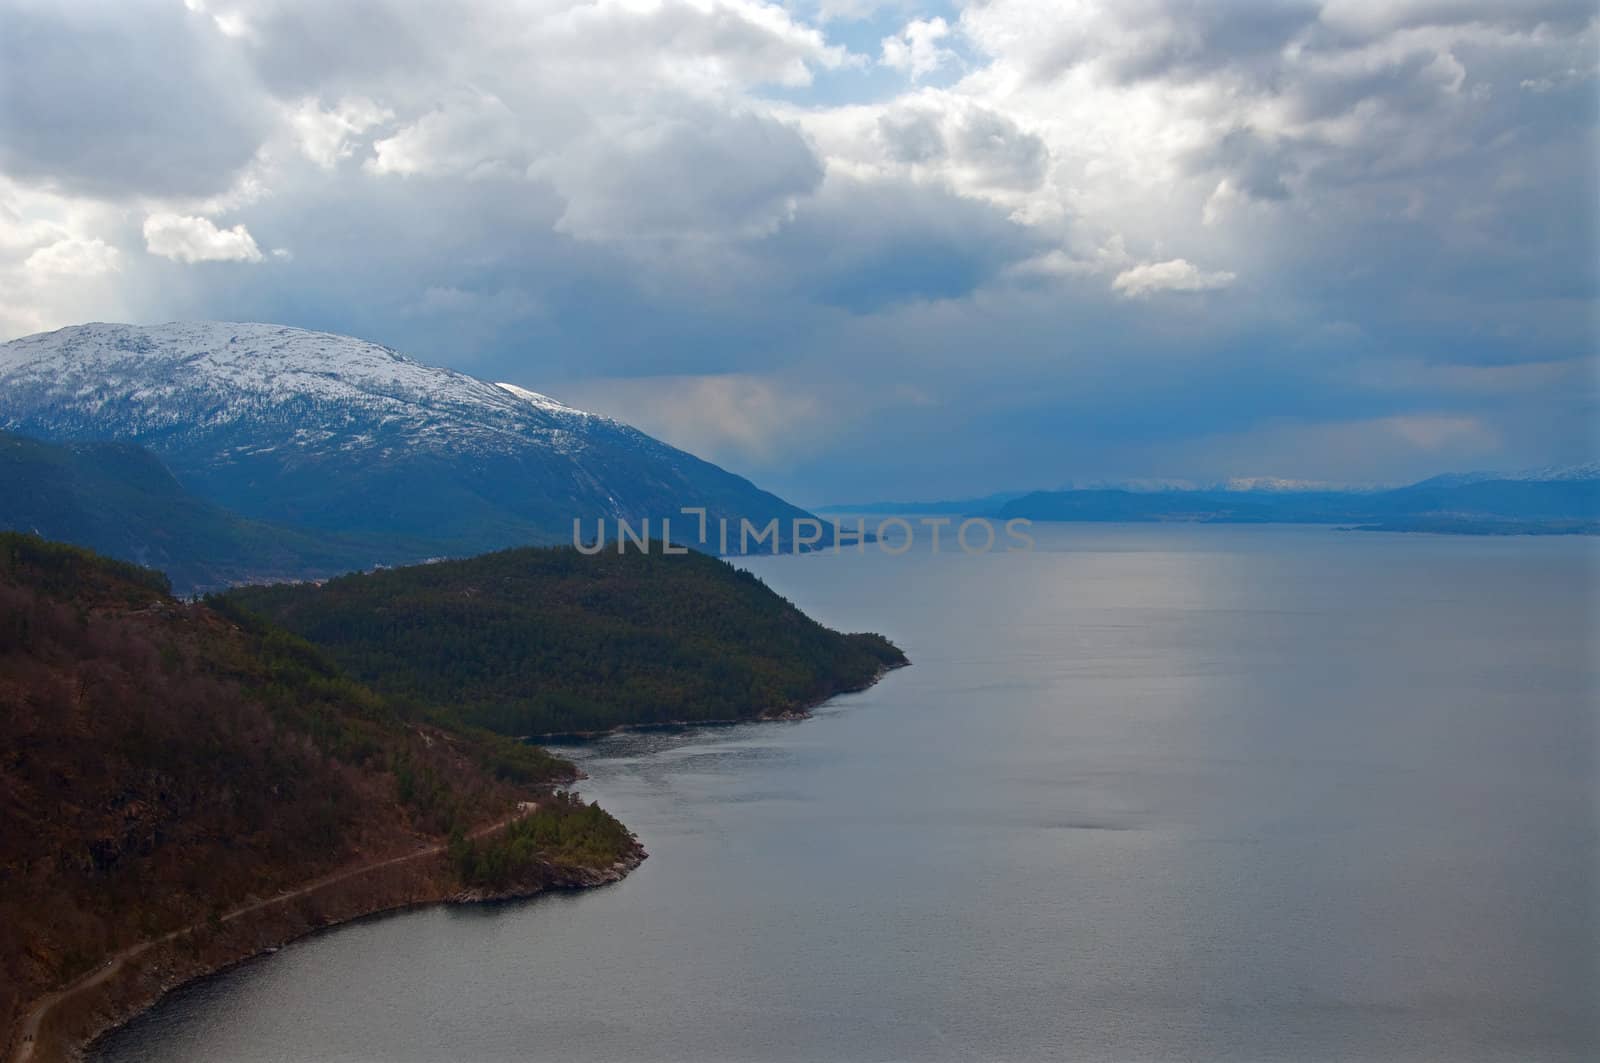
493,381,581,415
0,322,812,555
1411,461,1600,488
1055,475,1381,493
0,321,609,459
1219,476,1382,493
1503,461,1600,482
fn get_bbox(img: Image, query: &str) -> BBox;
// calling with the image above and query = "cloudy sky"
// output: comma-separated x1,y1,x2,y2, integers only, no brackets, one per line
1,0,1595,502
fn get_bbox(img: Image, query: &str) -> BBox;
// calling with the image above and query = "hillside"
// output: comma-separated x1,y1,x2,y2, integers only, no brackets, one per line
0,534,635,1059
0,432,400,594
0,322,817,558
223,546,909,736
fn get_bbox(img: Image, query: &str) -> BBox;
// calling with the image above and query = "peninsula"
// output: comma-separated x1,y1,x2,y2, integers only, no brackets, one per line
0,535,904,1061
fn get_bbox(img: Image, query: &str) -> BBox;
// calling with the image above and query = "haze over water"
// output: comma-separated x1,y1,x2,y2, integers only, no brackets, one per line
96,525,1598,1063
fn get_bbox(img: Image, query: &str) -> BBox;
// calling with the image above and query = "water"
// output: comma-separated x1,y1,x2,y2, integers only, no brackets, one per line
95,525,1598,1062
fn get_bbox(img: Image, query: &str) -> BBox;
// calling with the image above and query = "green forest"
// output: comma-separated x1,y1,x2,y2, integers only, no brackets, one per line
451,791,636,890
223,544,907,735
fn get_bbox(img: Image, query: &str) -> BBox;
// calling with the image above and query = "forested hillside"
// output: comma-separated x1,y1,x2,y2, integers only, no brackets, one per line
224,546,908,735
0,534,630,1053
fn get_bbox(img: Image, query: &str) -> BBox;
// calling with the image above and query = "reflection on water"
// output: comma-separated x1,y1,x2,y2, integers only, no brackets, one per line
96,525,1598,1063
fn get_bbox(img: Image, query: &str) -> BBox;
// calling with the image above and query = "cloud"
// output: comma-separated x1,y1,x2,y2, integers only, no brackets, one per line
0,1,268,198
23,237,121,279
1112,258,1236,297
143,214,265,263
368,91,524,178
767,176,1047,311
1316,0,1594,40
0,175,133,338
803,94,1049,202
881,17,956,80
0,0,1593,498
1158,412,1507,484
546,106,824,241
563,372,828,467
290,96,393,168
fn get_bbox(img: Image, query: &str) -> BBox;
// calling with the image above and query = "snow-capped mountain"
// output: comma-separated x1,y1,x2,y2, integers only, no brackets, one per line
0,322,812,557
1055,476,1382,494
1413,462,1600,488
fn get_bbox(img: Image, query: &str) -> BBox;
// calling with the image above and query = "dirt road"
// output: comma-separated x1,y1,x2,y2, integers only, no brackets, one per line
9,812,524,1063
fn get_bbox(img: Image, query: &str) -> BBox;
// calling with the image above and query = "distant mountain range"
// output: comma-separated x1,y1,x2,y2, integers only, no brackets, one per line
0,322,818,581
814,491,1031,515
1407,462,1600,488
826,465,1600,535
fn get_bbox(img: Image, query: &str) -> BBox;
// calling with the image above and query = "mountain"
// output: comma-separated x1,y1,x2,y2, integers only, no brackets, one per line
0,322,815,560
1409,461,1600,489
991,474,1600,532
0,533,637,1058
0,431,393,594
816,491,1030,514
1216,476,1381,493
222,544,907,737
992,488,1355,523
818,480,1385,514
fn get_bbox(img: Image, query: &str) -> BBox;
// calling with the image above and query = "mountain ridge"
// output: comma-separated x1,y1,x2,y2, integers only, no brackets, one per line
821,462,1599,532
989,477,1599,532
0,321,815,559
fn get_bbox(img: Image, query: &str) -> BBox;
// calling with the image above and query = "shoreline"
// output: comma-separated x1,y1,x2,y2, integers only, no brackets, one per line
528,659,911,743
11,661,908,1062
8,821,646,1063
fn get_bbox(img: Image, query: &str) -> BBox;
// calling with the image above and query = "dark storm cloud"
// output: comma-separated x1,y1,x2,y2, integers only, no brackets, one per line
768,178,1046,312
0,2,268,198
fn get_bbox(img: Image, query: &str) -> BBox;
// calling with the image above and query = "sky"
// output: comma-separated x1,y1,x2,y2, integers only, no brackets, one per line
1,0,1596,504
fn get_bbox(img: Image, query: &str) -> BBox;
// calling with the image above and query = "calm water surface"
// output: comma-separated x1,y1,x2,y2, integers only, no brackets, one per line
95,525,1598,1062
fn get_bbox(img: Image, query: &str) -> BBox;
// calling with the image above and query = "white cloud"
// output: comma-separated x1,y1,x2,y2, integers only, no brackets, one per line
368,92,524,179
23,237,121,279
797,93,1048,209
539,0,852,91
881,17,955,80
143,213,265,263
0,176,132,339
1112,258,1235,296
182,0,253,40
290,97,393,169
